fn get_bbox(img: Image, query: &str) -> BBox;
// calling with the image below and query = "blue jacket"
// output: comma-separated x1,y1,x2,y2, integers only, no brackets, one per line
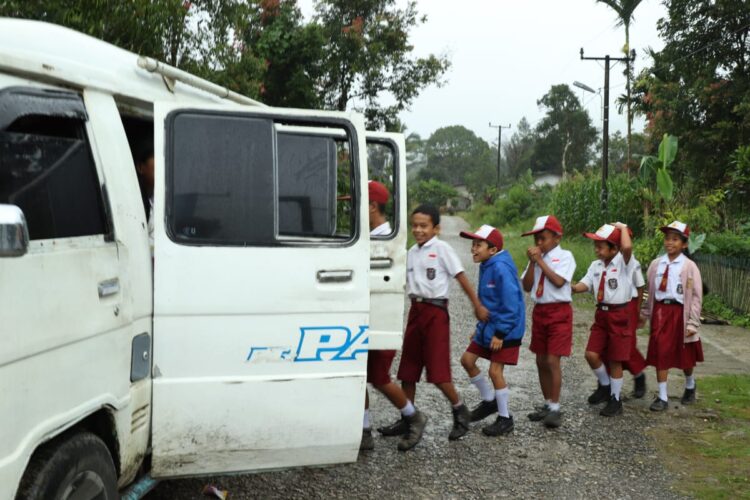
473,251,526,348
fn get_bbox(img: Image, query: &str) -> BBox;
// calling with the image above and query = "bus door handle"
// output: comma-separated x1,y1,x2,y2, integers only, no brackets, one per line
317,270,353,283
98,278,120,298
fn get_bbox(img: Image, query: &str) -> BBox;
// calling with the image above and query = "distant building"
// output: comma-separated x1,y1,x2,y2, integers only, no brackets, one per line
446,185,473,213
533,173,562,187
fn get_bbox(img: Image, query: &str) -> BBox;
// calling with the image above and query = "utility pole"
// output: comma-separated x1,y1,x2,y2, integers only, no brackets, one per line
489,122,511,188
580,48,634,211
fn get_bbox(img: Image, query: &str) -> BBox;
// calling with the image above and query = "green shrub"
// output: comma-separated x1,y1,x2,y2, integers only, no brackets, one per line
703,232,750,258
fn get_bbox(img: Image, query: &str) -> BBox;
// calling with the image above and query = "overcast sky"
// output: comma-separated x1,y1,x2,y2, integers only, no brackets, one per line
299,0,668,146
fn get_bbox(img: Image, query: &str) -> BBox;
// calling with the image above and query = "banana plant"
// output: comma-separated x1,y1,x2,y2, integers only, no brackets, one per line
639,133,677,201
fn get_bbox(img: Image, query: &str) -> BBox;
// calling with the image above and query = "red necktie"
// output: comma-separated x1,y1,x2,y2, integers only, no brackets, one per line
535,268,545,298
659,264,669,292
597,270,607,303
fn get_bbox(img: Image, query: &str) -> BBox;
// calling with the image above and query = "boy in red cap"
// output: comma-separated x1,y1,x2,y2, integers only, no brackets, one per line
641,221,704,411
458,224,526,437
361,180,426,452
378,204,488,442
572,222,634,417
521,215,576,428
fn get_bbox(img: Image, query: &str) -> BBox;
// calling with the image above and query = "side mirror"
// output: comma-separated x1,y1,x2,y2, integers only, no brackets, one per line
0,204,29,257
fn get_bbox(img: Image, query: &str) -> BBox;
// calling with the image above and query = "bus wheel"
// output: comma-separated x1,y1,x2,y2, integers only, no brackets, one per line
17,431,117,500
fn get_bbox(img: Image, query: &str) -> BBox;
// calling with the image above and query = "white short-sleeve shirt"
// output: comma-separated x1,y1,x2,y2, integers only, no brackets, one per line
580,252,636,305
654,253,686,303
370,221,392,237
630,257,645,299
406,236,464,299
521,245,576,303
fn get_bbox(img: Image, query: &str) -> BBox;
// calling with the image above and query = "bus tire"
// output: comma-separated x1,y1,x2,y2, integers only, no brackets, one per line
17,431,118,500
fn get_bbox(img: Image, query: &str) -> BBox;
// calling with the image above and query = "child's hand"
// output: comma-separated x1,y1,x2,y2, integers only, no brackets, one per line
490,336,503,352
527,246,542,262
686,328,698,337
475,303,490,322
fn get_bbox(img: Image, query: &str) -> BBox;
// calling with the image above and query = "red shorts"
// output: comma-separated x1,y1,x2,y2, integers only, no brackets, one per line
529,302,573,356
397,302,452,383
586,305,633,362
605,299,647,374
466,341,520,365
646,302,704,370
367,350,396,385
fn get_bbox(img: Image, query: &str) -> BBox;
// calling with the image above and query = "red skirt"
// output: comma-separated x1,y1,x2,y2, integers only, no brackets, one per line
646,302,704,370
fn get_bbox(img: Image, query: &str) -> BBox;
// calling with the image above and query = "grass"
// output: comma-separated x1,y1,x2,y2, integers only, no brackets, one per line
703,293,750,328
650,375,750,499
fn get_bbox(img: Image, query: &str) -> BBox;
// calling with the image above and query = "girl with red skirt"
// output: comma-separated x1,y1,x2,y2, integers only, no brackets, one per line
641,221,704,412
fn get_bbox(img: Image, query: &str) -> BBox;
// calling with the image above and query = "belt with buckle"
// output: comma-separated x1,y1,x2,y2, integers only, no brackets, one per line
410,296,448,308
657,299,681,305
596,302,628,311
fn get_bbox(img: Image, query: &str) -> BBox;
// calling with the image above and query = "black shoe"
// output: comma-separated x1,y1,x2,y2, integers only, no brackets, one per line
632,373,646,399
470,400,497,422
360,428,374,451
482,415,514,436
527,405,550,422
650,397,669,411
599,395,623,417
588,383,611,404
543,410,562,428
681,387,696,405
377,417,408,436
398,410,428,451
448,404,471,441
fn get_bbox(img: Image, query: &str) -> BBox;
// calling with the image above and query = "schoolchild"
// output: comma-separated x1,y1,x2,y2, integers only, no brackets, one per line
520,215,576,428
571,222,635,417
378,204,488,441
641,221,704,411
458,224,526,436
361,181,426,452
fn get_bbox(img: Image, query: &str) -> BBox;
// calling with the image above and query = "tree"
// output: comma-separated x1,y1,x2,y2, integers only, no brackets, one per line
408,179,457,209
405,132,427,179
314,0,450,130
633,0,750,197
419,125,494,198
596,0,643,170
503,117,537,179
534,85,597,176
0,0,266,97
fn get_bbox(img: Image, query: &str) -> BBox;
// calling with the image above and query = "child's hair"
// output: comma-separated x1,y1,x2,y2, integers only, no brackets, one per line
375,202,387,215
412,204,440,226
604,241,617,250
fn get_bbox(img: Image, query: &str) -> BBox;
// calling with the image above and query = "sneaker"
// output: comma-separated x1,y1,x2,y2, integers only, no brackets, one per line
632,373,646,399
377,417,408,436
470,400,497,422
527,405,550,422
397,410,428,451
448,404,471,441
599,395,623,417
360,428,374,451
681,387,696,405
543,410,562,428
650,397,669,411
482,415,514,436
588,383,611,404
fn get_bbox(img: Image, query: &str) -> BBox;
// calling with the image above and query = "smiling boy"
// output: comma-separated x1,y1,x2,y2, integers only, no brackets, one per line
378,204,488,442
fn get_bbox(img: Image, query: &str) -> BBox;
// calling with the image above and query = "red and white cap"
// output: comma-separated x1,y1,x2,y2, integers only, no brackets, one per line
583,224,621,245
459,224,504,249
660,220,690,238
522,215,563,236
368,180,390,205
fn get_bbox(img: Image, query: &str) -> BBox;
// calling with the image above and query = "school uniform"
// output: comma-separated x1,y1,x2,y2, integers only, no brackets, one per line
366,221,396,385
580,252,637,361
643,253,705,370
522,245,576,356
397,236,463,384
466,250,526,364
623,258,647,374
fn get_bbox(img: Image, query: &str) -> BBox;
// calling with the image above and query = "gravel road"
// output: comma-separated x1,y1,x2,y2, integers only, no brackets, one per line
147,216,690,499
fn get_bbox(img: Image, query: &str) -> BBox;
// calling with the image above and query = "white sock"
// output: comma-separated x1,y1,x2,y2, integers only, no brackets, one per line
548,402,561,412
685,375,696,390
593,365,610,386
400,400,416,417
452,401,463,409
470,373,495,402
658,381,668,401
363,409,370,429
610,377,623,401
495,388,510,418
545,399,552,408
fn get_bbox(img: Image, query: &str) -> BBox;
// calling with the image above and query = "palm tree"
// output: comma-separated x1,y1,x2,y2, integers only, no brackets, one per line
596,0,642,173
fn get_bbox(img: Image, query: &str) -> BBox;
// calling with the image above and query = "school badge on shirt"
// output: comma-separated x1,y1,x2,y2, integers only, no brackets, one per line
608,278,618,290
426,268,436,280
677,284,683,295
